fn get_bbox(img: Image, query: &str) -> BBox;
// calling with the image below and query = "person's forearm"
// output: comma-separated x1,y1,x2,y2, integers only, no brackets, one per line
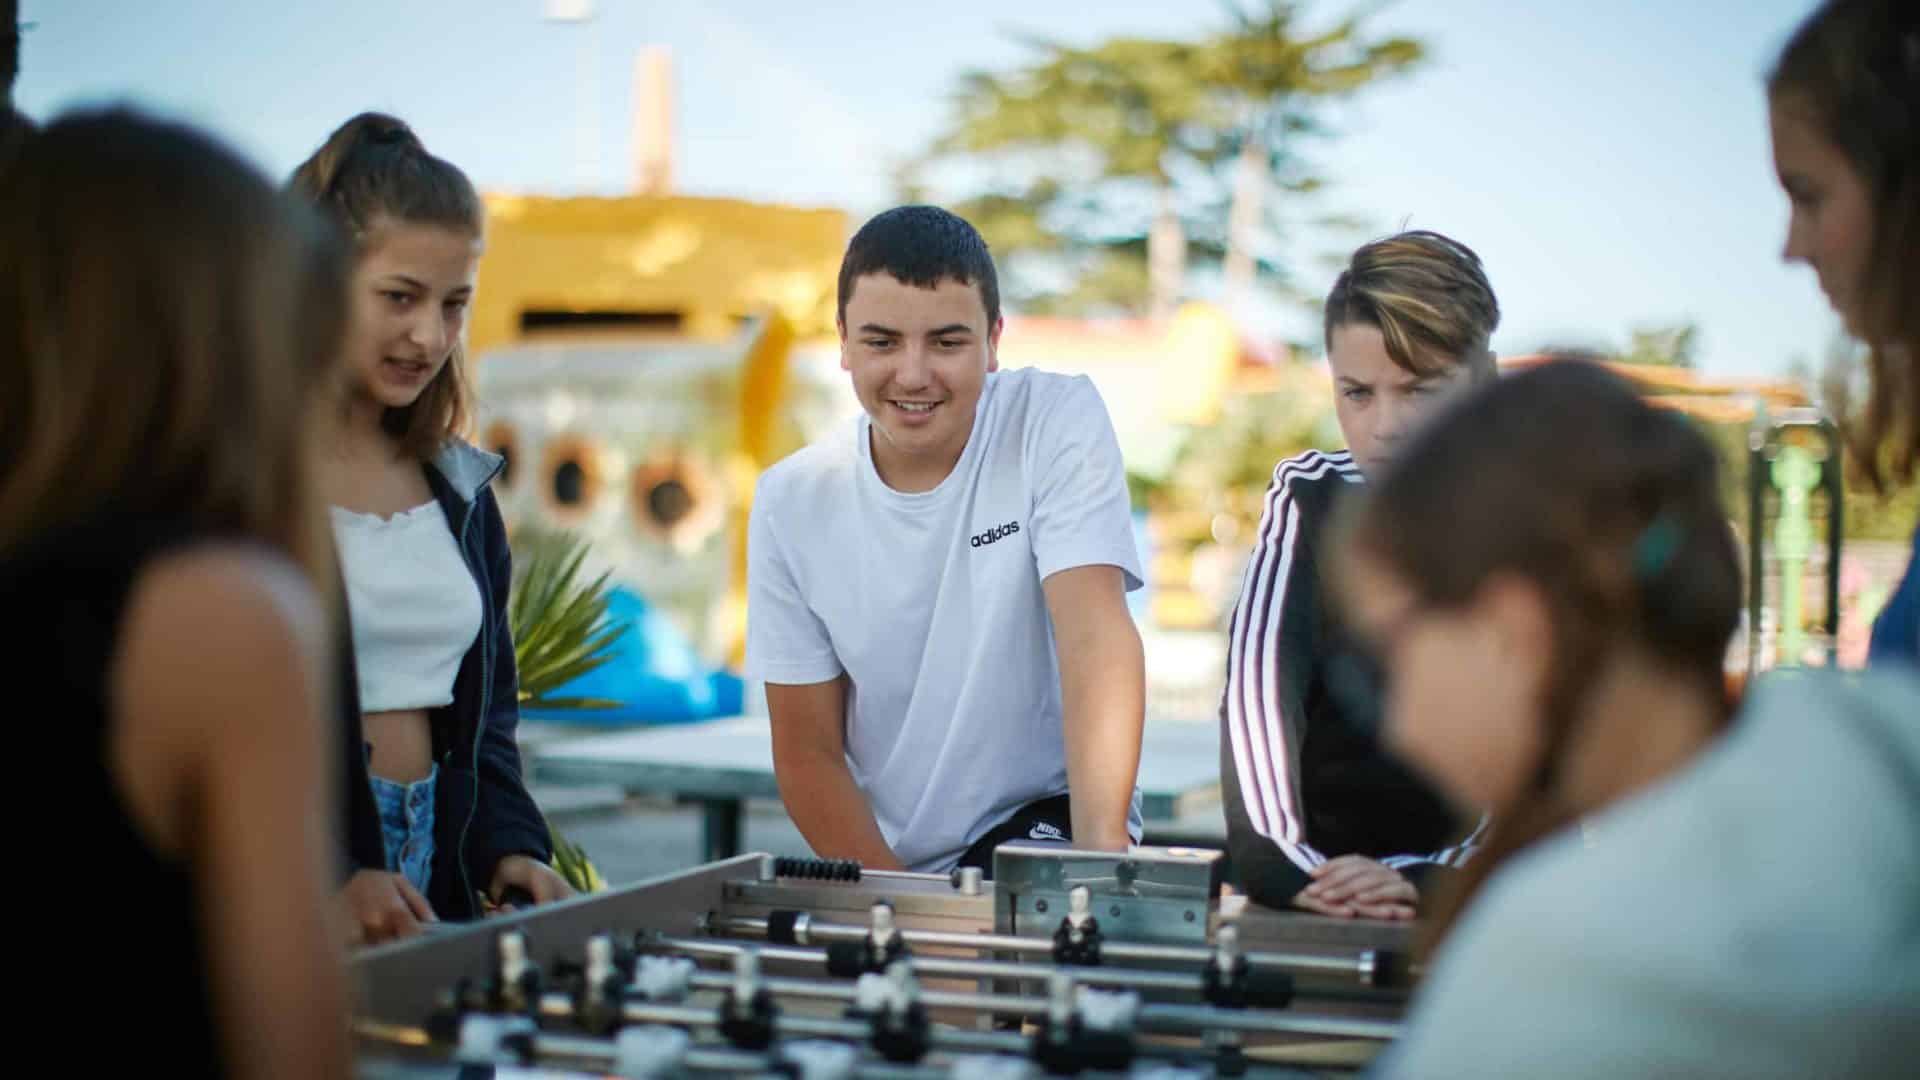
1060,620,1145,851
773,742,905,870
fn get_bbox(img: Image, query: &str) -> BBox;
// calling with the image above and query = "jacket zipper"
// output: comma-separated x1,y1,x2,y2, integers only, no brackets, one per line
456,506,488,913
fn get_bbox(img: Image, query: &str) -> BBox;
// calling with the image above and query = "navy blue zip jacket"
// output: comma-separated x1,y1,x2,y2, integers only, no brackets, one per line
335,439,552,920
1867,523,1918,667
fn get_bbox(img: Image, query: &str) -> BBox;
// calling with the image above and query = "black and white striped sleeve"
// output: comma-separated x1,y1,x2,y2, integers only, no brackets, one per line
1381,814,1490,878
1218,451,1355,905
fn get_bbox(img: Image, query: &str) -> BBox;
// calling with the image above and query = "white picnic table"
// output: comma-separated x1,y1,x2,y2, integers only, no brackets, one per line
529,717,1224,862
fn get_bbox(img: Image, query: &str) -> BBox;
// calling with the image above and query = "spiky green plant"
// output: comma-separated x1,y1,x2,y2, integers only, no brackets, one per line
510,528,626,892
509,528,626,710
549,823,608,894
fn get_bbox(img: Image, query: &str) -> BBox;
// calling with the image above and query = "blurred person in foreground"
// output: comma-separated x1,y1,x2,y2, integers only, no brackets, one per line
0,108,352,1079
1357,372,1918,1077
1333,361,1814,1076
1366,3,1920,1061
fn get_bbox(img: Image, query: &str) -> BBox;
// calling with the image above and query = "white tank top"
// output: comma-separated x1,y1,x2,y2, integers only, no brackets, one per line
330,501,484,713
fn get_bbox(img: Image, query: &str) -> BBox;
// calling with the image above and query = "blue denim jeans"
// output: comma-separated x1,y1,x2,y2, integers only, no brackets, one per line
369,763,437,898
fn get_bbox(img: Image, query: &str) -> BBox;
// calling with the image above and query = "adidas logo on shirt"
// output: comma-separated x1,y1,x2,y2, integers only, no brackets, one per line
970,520,1020,548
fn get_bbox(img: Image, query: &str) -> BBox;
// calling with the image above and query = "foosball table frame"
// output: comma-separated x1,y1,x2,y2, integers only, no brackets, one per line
354,845,1417,1077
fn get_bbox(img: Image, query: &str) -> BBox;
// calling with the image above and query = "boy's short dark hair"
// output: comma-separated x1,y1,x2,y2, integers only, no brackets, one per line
837,205,1001,329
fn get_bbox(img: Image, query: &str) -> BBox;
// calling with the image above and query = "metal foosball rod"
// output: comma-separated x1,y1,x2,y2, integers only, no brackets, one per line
654,927,1395,1009
707,908,1410,987
664,934,1208,992
450,948,1030,1059
745,976,1393,1041
657,971,1402,1042
521,943,1400,1044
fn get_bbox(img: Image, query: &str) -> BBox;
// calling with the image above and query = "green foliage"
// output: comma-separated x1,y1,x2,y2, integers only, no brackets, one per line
1147,367,1337,556
903,1,1425,314
1168,385,1330,498
1621,322,1699,369
509,529,625,892
1693,417,1919,544
549,822,608,894
1841,481,1920,541
509,528,626,710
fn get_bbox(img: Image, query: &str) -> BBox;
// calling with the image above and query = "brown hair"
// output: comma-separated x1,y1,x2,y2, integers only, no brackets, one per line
288,112,484,461
0,104,28,176
1769,0,1920,489
1,0,25,178
0,107,348,580
1323,230,1501,381
1,1,26,174
3,0,18,107
1337,359,1740,950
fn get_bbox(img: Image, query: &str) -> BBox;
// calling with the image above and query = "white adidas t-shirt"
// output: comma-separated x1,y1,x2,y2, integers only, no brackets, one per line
745,368,1146,871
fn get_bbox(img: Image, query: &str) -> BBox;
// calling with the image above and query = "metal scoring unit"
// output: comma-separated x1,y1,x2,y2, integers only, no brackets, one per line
354,844,1418,1078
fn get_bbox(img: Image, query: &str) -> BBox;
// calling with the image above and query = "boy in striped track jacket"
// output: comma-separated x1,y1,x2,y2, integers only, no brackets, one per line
1220,231,1501,918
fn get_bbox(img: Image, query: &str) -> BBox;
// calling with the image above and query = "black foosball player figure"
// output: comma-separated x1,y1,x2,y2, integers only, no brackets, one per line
1052,884,1103,966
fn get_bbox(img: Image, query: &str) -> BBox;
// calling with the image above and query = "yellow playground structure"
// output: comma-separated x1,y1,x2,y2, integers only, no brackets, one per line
468,192,848,668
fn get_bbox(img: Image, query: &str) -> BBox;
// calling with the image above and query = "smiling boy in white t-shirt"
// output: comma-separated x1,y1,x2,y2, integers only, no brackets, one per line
744,206,1145,873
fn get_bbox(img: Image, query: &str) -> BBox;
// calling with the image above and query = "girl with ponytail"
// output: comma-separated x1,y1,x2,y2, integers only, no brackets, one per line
291,113,571,945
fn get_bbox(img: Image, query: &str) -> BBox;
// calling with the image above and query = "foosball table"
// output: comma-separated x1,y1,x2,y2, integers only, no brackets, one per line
353,844,1417,1078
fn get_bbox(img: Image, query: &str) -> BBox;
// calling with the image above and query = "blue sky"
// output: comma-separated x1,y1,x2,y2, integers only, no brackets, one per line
16,1,1834,376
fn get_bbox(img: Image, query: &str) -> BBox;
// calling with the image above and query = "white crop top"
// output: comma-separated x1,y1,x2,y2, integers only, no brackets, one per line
330,501,484,713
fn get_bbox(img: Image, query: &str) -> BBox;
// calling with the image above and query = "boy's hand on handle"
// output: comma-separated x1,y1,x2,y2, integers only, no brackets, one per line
338,869,436,946
1292,855,1417,920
